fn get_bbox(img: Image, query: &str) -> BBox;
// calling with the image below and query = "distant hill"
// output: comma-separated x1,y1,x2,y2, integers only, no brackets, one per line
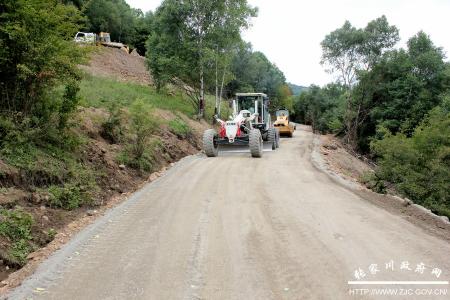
288,83,309,96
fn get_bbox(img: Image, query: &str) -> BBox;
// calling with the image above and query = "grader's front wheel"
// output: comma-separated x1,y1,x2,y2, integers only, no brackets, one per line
203,129,219,157
249,129,263,158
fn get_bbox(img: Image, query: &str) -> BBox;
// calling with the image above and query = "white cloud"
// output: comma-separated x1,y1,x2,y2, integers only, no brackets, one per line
126,0,450,86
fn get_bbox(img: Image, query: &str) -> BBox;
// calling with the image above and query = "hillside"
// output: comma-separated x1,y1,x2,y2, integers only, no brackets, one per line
79,48,153,85
0,48,212,285
288,83,308,95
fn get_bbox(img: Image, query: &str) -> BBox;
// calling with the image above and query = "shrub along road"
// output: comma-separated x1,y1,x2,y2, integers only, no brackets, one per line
6,126,450,299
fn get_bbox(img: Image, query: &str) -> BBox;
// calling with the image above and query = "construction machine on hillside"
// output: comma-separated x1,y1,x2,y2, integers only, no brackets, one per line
273,108,296,137
74,32,129,53
203,93,280,158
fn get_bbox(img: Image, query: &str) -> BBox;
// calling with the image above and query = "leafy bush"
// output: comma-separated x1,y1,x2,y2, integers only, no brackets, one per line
0,0,85,126
117,138,163,173
48,184,91,210
360,171,386,194
0,208,34,266
47,228,57,241
101,103,125,143
8,239,33,267
115,100,160,173
168,118,192,139
0,208,33,241
46,163,97,210
117,147,153,173
371,105,450,217
129,99,159,159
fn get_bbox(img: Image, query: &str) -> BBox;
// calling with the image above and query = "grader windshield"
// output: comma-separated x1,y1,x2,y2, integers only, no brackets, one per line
237,95,258,114
235,93,268,124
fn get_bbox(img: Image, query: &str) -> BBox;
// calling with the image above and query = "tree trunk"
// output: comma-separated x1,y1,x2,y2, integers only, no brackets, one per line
218,66,226,118
344,96,360,150
199,64,205,118
214,47,219,117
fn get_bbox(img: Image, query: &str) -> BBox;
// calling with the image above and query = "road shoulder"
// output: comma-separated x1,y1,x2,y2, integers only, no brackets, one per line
310,133,450,243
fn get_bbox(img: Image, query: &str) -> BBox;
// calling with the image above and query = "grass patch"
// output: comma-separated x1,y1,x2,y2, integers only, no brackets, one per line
117,138,163,173
0,208,34,266
78,74,195,116
78,74,231,122
168,118,192,139
47,183,93,210
0,118,99,209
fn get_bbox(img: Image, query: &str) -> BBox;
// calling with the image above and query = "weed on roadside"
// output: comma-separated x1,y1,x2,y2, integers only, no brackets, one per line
168,117,192,139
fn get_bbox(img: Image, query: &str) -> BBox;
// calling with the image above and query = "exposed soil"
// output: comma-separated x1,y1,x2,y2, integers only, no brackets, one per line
319,134,373,182
79,47,153,85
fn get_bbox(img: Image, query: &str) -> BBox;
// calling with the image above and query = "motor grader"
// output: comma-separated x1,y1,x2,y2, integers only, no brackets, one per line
203,93,280,158
273,108,296,137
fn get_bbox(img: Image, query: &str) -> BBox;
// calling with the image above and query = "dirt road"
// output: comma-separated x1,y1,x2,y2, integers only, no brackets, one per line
6,126,450,299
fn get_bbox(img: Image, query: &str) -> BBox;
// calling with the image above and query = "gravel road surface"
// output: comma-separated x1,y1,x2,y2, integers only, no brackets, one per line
6,126,449,299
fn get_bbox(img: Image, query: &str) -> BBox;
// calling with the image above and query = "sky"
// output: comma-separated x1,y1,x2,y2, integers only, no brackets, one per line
126,0,450,86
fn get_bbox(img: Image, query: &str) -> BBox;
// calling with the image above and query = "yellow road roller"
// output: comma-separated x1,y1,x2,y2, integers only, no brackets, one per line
273,109,295,137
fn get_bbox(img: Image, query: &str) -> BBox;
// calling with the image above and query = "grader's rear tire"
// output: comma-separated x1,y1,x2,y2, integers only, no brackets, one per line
203,129,219,157
268,128,277,150
249,129,263,158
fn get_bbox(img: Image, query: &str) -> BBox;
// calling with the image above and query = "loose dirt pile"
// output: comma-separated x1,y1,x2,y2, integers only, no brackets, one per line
80,47,153,85
319,134,373,183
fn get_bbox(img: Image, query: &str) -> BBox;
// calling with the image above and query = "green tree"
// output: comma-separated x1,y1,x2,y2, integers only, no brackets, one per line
293,84,345,133
321,16,399,148
129,99,158,160
0,0,84,123
131,11,154,55
146,0,256,117
226,43,287,105
354,32,449,151
321,16,399,88
84,0,137,44
371,103,450,217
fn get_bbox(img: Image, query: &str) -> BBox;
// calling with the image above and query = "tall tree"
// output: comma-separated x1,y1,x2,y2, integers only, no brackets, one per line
84,0,136,44
321,16,399,88
0,0,84,120
321,16,399,148
355,31,449,150
146,0,256,117
226,43,286,104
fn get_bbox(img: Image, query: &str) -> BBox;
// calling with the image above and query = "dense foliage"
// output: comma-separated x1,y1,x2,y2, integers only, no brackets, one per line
0,0,84,122
294,16,450,217
371,103,450,217
294,84,345,133
146,0,258,116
